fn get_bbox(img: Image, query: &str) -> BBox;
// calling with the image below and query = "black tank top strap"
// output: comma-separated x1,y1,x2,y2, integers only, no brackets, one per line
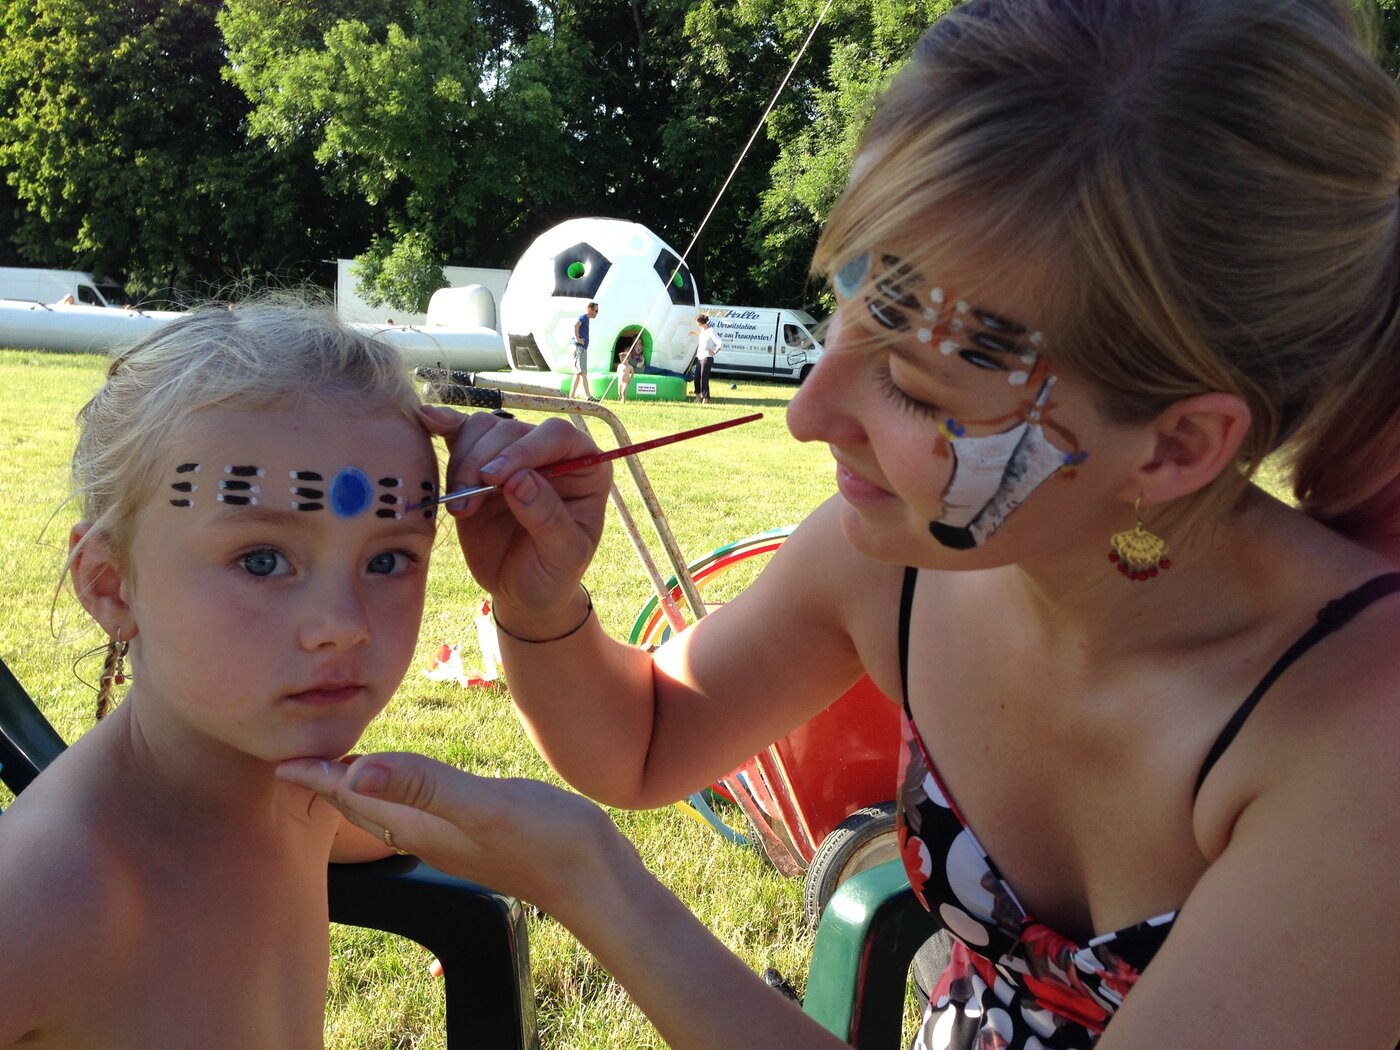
1193,572,1400,799
898,566,919,709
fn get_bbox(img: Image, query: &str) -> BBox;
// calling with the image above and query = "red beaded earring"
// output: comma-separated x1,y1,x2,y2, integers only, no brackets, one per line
1109,499,1172,581
102,628,132,687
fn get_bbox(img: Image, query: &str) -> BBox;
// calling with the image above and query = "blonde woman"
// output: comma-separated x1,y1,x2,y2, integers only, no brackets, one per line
286,2,1400,1046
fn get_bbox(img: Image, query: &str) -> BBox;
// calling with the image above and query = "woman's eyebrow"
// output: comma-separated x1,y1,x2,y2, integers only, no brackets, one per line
888,338,971,392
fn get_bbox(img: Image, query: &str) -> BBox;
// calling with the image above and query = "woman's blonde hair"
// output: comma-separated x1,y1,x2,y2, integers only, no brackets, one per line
815,0,1400,545
72,299,424,562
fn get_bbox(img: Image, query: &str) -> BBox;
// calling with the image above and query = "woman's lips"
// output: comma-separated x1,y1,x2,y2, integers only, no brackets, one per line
835,461,894,503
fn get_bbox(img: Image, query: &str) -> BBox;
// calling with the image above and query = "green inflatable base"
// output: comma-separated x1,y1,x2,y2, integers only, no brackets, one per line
558,372,689,402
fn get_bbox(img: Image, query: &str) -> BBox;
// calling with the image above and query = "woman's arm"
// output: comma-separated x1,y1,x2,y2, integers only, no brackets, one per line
422,404,877,809
276,753,852,1050
498,500,874,808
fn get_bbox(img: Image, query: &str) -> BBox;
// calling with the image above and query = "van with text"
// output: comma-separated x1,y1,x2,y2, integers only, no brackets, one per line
698,305,823,383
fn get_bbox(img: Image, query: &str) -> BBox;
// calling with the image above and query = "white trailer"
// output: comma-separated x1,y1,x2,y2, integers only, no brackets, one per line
0,268,129,308
699,305,824,383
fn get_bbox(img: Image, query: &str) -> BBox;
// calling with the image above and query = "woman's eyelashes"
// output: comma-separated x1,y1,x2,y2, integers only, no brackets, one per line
872,360,944,420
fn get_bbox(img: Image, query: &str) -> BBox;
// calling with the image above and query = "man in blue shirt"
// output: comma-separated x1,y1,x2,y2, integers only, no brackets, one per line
569,302,600,401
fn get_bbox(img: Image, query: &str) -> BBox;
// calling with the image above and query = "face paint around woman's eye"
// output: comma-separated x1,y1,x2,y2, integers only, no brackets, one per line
833,252,872,300
928,374,1082,550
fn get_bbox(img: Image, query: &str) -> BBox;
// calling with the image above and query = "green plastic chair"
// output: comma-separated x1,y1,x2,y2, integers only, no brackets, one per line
802,858,948,1049
0,653,538,1049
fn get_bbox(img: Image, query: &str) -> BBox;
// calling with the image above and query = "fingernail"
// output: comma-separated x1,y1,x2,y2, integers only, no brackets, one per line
319,760,333,776
348,764,390,796
510,471,539,506
481,456,507,476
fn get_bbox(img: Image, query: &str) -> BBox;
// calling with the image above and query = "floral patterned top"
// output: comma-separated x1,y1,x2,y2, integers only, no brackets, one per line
898,707,1173,1050
895,568,1400,1049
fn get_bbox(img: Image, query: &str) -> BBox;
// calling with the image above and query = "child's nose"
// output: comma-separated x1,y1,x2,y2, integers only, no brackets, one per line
298,576,372,651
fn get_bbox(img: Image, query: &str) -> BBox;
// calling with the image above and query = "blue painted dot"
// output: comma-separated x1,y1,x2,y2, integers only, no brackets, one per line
329,467,373,518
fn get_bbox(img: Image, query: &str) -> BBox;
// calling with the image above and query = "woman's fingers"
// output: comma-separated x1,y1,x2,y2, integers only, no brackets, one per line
277,753,615,908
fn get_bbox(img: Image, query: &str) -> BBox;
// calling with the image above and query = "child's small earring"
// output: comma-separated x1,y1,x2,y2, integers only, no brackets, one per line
96,628,132,720
103,629,131,687
1108,498,1172,581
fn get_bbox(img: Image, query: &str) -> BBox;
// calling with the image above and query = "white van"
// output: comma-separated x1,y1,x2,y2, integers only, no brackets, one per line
0,268,128,307
699,305,824,383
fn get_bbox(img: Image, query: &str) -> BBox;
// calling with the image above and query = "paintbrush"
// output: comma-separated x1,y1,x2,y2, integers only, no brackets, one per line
412,411,764,510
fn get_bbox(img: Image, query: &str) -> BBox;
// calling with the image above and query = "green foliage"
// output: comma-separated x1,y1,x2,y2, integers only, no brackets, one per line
0,0,974,307
0,0,337,295
351,230,448,313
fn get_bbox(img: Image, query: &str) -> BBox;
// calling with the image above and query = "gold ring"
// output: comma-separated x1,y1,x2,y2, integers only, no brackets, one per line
383,826,409,856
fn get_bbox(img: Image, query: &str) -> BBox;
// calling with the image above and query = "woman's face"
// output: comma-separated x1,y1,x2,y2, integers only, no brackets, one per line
788,246,1150,568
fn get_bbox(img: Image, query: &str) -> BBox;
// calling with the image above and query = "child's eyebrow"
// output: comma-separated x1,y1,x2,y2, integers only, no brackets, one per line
203,506,434,538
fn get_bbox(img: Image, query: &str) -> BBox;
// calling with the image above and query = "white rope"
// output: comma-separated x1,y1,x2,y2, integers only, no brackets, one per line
674,0,838,268
619,0,836,372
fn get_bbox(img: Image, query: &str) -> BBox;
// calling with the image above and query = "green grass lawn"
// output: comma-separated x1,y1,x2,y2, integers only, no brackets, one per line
0,349,838,1049
0,348,1296,1048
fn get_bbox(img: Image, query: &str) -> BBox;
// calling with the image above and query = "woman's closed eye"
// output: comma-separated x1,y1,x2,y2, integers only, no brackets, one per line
873,360,944,420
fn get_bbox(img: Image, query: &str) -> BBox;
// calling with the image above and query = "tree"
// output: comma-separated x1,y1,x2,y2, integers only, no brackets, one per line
672,0,955,310
0,0,339,296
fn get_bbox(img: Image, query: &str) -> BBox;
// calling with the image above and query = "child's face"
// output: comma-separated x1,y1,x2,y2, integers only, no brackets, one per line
120,400,438,764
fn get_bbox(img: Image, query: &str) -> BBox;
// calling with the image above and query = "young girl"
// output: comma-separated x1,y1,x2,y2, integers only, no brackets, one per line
284,0,1400,1047
0,302,440,1047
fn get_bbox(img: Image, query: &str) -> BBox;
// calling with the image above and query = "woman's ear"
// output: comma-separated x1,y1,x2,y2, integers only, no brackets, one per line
69,522,136,638
1127,392,1251,504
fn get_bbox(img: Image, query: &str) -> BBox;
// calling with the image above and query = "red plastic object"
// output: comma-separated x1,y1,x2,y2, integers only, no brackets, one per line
721,674,899,869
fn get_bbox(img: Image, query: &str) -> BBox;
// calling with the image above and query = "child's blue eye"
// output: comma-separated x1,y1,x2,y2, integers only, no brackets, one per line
241,549,289,577
367,551,415,575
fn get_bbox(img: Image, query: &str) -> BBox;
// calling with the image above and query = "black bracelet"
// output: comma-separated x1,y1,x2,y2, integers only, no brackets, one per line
492,586,594,643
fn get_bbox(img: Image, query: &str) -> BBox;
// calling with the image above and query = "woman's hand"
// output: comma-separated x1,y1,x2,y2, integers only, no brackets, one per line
420,405,610,623
277,752,623,913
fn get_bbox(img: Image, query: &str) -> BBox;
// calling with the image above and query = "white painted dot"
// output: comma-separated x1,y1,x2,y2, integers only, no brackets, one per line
938,902,991,947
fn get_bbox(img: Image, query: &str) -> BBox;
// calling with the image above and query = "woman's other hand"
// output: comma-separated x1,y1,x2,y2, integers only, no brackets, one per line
277,752,623,914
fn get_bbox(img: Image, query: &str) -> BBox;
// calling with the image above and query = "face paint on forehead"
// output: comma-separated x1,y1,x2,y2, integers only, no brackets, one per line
164,462,437,520
834,251,1049,386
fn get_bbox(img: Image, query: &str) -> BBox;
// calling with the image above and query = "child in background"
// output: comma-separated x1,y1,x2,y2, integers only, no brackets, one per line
615,341,645,403
0,302,440,1047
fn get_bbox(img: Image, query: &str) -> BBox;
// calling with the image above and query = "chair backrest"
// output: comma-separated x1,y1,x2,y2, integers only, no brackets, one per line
0,651,539,1049
802,858,947,1049
0,655,67,795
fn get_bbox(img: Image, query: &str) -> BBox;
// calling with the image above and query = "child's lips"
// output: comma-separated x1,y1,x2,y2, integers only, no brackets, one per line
287,682,364,706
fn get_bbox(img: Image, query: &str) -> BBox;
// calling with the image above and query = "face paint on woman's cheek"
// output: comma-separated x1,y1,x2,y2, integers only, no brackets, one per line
929,375,1087,550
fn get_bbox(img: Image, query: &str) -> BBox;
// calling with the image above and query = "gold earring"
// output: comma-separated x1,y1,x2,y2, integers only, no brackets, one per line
1108,499,1171,581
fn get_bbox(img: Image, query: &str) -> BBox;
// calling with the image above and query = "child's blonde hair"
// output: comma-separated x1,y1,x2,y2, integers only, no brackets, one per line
815,0,1400,545
69,300,426,713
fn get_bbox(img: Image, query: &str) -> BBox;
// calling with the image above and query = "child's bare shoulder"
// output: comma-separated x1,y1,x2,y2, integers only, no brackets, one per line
0,785,133,1040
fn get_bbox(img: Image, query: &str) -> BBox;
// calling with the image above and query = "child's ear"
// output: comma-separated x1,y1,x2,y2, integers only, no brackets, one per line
69,523,136,638
1124,392,1251,504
